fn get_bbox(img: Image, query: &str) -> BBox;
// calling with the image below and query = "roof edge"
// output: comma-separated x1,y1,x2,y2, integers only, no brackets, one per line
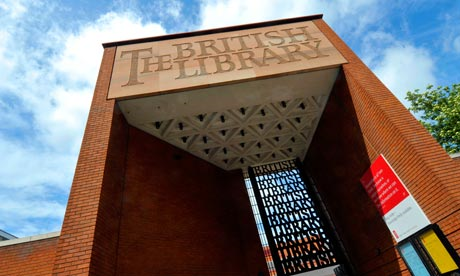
0,229,17,240
0,231,60,247
103,14,323,48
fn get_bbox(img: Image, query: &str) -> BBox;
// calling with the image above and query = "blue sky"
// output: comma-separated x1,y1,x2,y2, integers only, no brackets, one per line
0,0,459,237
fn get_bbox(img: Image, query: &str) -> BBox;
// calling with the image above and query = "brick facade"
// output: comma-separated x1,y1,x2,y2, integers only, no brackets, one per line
115,127,267,276
1,16,459,276
48,45,267,276
0,236,59,276
303,19,460,275
51,47,125,276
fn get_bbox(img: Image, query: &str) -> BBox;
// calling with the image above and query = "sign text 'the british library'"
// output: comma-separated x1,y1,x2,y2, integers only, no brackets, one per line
108,21,347,99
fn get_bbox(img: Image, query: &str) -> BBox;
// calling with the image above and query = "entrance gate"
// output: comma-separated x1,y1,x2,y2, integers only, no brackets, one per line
247,159,346,275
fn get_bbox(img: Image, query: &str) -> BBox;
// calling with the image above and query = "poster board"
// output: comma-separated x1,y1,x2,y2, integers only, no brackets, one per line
420,229,459,273
360,154,430,242
399,242,430,276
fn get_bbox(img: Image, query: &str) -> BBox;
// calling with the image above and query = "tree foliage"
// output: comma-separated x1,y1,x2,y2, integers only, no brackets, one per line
406,84,460,153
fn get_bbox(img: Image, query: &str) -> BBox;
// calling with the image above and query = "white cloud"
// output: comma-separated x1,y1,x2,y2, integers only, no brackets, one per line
453,36,460,53
0,0,27,19
0,0,449,238
372,43,436,107
0,29,14,75
54,12,166,86
0,5,166,236
361,31,396,67
0,194,66,238
199,0,383,34
0,136,71,237
0,137,73,190
153,0,183,19
199,1,438,106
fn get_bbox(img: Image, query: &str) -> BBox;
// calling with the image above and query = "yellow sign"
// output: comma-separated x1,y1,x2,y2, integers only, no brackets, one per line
420,229,459,273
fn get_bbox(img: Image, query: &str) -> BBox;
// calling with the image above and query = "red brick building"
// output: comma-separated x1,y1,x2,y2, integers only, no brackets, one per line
1,15,459,276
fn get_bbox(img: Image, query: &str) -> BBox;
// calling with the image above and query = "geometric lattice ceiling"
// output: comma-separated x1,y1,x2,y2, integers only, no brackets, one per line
140,96,325,170
118,68,340,170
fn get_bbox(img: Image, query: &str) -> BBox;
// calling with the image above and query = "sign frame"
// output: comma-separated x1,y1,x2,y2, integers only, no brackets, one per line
398,240,431,276
107,20,347,99
397,224,460,275
360,154,430,242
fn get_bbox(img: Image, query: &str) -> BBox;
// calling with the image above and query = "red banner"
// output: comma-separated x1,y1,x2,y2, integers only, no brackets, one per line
360,155,409,216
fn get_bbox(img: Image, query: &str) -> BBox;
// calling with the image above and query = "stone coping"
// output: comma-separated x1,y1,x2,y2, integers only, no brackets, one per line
0,231,60,247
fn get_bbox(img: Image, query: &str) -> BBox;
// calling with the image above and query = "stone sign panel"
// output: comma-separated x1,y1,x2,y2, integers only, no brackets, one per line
108,21,347,99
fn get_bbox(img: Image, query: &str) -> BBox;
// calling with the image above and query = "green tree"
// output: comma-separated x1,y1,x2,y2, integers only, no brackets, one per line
406,84,460,154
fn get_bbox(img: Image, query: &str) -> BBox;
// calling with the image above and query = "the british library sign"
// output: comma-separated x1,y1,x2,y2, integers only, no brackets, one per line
108,21,347,99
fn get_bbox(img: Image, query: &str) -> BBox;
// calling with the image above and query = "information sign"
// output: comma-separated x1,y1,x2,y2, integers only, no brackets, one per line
399,242,430,276
420,229,459,273
360,155,430,242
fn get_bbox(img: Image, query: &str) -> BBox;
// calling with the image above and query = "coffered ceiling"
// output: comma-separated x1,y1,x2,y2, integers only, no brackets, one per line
117,68,340,170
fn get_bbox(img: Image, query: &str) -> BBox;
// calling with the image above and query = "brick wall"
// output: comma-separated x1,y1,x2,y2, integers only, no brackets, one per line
115,126,268,276
305,19,460,275
49,44,267,276
45,17,460,276
453,155,460,164
0,236,59,276
304,70,403,275
52,47,128,276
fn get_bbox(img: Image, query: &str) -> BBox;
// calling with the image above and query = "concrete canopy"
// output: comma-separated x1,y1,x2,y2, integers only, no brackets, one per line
118,67,340,170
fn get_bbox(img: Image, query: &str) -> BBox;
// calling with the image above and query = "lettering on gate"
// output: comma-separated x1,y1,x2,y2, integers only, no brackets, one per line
249,159,339,275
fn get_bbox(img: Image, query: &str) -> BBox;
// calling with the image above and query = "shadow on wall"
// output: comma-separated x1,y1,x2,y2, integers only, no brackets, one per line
304,69,402,275
114,126,268,276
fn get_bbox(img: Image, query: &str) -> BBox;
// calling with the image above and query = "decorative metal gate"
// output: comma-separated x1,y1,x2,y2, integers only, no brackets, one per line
247,159,341,276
